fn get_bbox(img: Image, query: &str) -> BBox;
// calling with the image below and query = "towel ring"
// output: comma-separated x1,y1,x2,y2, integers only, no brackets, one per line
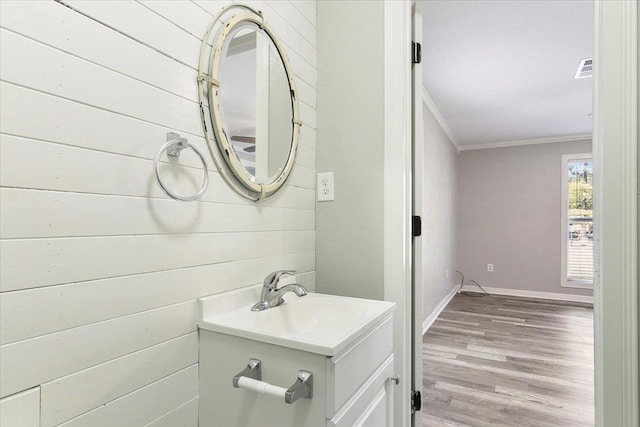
154,132,209,202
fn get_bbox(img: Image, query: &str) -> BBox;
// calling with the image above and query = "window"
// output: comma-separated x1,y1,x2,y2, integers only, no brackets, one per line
561,153,593,288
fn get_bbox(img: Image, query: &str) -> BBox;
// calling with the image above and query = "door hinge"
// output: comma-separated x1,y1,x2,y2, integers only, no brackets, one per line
411,390,422,413
412,41,422,64
412,215,422,237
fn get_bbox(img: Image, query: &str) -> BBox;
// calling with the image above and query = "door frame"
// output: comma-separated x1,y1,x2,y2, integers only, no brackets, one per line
410,2,424,426
383,1,412,426
592,1,638,425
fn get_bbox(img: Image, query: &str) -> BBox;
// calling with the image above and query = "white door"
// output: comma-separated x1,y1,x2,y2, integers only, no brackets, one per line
411,2,424,426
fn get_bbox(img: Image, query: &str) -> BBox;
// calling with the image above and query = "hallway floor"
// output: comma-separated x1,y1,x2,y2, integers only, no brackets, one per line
422,294,594,427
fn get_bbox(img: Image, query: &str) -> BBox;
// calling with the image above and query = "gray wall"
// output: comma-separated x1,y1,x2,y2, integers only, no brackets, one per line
421,106,458,323
315,1,385,300
456,139,593,296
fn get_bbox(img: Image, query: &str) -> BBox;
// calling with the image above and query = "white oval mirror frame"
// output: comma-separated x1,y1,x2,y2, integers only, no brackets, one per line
197,5,301,201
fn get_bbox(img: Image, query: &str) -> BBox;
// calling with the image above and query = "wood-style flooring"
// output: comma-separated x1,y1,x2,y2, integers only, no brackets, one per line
422,294,594,427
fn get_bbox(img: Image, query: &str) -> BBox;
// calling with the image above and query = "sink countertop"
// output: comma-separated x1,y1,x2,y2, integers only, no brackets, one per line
198,285,395,356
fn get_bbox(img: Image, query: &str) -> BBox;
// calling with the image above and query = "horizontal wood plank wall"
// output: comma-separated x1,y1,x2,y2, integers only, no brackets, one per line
0,0,317,425
0,387,40,427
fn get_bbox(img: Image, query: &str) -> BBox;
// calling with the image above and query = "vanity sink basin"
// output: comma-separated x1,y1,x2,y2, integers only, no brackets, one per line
198,286,395,356
249,295,369,335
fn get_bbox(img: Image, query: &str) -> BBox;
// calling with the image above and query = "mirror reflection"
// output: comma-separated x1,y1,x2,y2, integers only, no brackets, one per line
218,24,294,184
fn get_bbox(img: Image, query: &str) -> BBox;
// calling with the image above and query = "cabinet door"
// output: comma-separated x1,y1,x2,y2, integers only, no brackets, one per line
354,386,391,427
200,331,327,427
327,356,395,427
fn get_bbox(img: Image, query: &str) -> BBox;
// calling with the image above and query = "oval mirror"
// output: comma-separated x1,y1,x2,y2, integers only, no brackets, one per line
198,5,301,201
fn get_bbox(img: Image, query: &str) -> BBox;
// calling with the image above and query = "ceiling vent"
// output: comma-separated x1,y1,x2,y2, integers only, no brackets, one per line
574,58,593,79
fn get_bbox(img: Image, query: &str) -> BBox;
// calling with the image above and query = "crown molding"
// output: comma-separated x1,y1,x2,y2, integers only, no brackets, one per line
420,88,591,153
458,133,592,151
421,88,460,153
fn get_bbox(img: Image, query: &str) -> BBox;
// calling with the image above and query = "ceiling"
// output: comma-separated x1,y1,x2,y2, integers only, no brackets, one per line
421,0,593,149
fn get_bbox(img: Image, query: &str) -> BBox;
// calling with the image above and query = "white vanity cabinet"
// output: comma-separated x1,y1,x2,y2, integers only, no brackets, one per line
199,314,395,427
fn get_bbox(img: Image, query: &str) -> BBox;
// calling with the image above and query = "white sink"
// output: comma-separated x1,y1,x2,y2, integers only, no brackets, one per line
198,285,395,356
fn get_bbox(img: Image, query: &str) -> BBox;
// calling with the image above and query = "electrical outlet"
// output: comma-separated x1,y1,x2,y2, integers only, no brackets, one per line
317,172,335,201
487,264,494,272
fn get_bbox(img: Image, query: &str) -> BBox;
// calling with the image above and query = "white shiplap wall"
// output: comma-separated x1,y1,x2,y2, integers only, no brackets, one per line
0,1,316,425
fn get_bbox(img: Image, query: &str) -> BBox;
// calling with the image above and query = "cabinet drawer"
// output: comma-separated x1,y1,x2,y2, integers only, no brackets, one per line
326,316,393,417
327,355,394,427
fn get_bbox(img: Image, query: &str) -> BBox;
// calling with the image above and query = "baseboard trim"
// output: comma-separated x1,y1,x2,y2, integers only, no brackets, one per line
422,286,458,335
460,285,594,304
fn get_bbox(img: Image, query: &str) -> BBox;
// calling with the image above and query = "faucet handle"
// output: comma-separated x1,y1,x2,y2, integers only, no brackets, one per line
264,270,297,288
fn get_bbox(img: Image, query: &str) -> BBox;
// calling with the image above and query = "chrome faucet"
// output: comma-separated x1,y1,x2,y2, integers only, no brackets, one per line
251,270,308,311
